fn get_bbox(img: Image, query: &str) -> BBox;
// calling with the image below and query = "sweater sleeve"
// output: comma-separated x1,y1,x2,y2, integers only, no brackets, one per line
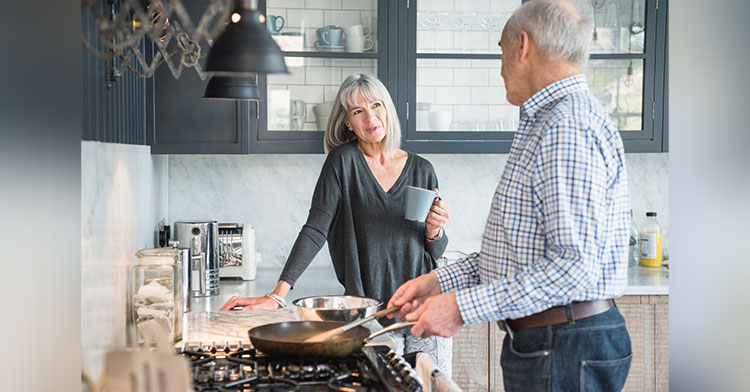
278,156,342,288
425,229,448,261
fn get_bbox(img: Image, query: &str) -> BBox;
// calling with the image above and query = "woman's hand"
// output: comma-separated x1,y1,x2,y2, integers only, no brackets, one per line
425,188,450,240
219,295,280,311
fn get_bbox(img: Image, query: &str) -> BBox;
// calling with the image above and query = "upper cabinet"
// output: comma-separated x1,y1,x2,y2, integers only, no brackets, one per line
148,0,668,154
404,0,667,153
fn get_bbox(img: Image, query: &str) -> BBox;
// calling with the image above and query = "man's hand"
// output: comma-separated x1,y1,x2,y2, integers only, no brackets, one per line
387,272,442,318
404,292,464,338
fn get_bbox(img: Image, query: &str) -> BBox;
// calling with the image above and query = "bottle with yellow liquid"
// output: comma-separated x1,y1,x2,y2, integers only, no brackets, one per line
639,212,663,267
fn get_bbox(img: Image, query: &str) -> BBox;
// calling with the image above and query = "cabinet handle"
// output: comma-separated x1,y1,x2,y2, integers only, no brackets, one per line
255,101,259,120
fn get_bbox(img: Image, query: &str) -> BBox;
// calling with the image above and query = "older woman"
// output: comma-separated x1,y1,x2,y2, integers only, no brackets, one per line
220,72,452,373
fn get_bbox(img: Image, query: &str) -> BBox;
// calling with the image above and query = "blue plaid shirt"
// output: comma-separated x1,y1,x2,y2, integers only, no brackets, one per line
435,75,630,324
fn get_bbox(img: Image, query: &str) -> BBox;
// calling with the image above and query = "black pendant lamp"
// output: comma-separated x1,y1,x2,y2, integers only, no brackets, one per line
203,75,261,100
206,0,288,76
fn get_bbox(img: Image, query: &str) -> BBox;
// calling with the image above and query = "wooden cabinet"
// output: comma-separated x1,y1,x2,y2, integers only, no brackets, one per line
451,295,669,391
618,295,670,392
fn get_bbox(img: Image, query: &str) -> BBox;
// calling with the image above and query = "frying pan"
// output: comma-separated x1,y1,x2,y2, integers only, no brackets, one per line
248,320,416,358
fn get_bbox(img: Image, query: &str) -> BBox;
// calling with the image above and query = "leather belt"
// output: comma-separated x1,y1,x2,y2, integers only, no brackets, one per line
502,299,615,331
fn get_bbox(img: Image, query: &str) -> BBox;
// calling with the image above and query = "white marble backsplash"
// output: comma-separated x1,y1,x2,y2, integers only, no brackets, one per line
81,141,168,380
168,152,669,271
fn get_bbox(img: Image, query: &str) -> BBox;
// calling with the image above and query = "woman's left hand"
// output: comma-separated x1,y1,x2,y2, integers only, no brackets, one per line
425,188,449,240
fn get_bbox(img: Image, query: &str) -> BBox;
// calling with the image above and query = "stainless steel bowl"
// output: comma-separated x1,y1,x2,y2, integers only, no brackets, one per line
293,295,382,322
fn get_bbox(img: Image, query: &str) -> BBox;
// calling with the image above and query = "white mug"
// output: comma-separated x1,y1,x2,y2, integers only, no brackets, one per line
428,111,452,131
344,24,370,38
345,35,374,53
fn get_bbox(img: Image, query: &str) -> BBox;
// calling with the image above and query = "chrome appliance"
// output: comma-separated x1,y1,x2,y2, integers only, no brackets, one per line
218,223,260,280
173,221,220,297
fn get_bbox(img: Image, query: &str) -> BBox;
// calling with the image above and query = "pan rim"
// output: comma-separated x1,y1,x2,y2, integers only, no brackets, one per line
291,295,382,311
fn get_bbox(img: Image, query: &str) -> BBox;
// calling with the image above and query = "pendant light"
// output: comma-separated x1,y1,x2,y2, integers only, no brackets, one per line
206,0,288,76
203,75,261,100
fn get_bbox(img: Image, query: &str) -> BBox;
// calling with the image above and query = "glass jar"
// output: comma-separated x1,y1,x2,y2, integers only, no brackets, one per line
628,209,640,267
131,248,183,345
639,212,663,268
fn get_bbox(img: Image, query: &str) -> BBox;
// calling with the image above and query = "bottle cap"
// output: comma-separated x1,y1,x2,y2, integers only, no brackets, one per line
646,212,657,217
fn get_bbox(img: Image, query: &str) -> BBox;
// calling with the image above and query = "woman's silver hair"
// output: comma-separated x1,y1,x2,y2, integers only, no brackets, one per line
324,73,401,156
504,0,593,66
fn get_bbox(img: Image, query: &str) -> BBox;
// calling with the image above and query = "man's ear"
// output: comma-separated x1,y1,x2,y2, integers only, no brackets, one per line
518,30,532,62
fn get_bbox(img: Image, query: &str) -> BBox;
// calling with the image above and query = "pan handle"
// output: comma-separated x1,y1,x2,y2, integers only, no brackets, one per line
364,321,417,342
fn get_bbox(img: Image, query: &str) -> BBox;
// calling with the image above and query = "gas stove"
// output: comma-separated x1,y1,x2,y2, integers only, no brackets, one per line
180,341,423,392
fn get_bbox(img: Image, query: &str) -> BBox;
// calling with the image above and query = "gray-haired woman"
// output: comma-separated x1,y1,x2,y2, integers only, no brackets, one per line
221,72,453,374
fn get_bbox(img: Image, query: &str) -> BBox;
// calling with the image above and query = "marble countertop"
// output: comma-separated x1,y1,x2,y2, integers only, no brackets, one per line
180,265,667,346
181,268,391,348
625,265,669,295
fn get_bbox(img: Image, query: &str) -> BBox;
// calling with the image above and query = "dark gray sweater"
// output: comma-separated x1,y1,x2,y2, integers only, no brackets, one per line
279,141,448,308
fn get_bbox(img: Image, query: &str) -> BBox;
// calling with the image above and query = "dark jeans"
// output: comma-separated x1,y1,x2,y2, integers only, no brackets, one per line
500,306,632,392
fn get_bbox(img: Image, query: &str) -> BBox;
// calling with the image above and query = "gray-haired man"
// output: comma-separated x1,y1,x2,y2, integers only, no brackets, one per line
389,0,632,390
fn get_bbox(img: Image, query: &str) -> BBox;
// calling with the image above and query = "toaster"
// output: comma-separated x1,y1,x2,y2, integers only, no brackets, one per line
217,223,260,280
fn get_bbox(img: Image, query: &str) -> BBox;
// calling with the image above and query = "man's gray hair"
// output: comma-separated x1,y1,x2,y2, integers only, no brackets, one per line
324,73,401,156
505,0,593,66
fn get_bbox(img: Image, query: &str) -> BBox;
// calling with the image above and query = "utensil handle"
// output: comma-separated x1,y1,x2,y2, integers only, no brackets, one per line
370,305,401,319
365,321,417,342
341,305,401,332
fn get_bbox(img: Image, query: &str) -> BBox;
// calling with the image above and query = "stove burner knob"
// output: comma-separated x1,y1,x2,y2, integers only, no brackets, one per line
197,370,211,383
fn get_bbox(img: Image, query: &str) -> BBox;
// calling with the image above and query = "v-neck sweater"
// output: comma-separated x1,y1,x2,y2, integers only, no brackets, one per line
279,141,449,308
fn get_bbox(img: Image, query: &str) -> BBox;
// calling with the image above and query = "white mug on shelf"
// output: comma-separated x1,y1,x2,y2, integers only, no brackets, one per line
428,111,452,131
345,35,374,53
344,24,370,38
313,102,334,130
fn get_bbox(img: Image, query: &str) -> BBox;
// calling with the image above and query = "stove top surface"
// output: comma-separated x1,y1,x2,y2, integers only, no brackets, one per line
180,341,422,392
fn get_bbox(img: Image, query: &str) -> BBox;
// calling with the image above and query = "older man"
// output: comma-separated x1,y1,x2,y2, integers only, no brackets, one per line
388,0,631,390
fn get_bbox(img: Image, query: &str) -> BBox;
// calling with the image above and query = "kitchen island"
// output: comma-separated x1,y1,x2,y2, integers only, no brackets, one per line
184,265,668,391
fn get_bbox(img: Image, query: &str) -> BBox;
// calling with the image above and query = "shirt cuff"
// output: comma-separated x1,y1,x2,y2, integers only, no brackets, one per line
455,283,504,325
435,262,466,293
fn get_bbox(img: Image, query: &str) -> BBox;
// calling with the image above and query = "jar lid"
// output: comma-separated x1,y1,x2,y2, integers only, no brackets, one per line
646,211,657,217
135,248,179,265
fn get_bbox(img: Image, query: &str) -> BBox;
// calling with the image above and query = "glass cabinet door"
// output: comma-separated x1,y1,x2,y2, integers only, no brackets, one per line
575,0,650,133
405,0,663,153
267,58,378,131
266,0,379,55
406,0,522,153
252,0,388,153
